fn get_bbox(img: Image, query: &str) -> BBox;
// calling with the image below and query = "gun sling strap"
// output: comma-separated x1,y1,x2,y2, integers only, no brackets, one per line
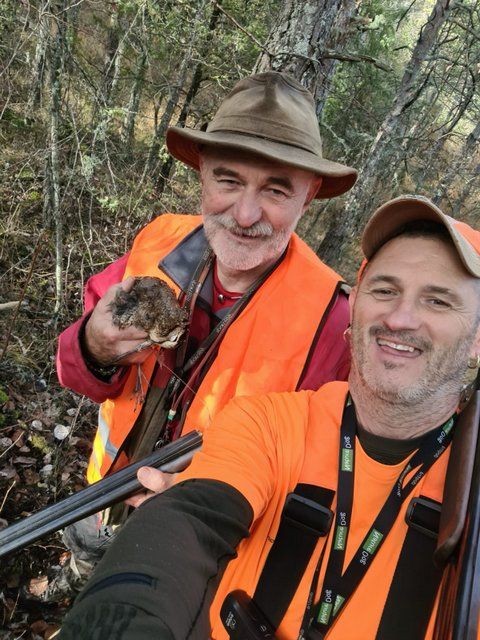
233,399,452,640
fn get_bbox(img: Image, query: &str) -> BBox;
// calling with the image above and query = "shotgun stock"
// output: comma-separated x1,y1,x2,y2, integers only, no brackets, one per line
0,430,202,559
434,386,480,639
451,413,480,639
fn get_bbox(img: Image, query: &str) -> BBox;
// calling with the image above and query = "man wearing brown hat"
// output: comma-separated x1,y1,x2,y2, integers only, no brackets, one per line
59,195,480,639
51,72,356,597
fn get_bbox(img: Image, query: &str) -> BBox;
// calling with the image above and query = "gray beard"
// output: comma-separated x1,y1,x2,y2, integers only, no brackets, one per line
348,323,474,438
203,214,292,272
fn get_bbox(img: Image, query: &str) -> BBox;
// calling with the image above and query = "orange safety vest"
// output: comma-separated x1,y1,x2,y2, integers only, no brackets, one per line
188,382,450,639
87,214,343,483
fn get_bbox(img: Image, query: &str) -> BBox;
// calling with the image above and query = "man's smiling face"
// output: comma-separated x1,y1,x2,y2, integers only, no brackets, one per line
349,234,480,404
199,146,320,274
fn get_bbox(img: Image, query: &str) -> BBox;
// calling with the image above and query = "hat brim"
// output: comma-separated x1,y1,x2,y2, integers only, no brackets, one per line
362,196,480,278
166,127,358,199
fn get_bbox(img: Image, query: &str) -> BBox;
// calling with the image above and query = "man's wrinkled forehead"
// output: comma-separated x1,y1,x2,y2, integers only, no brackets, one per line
199,144,319,185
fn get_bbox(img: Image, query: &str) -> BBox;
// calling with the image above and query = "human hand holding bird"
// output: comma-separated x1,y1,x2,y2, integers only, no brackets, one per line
84,276,188,367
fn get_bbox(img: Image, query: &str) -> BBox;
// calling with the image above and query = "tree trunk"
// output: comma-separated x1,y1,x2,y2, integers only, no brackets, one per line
433,120,480,207
155,64,204,195
27,0,50,112
254,0,357,116
121,46,148,149
156,0,223,194
415,59,478,190
452,162,480,213
143,0,209,181
90,5,130,159
318,0,453,276
43,0,68,315
99,6,129,109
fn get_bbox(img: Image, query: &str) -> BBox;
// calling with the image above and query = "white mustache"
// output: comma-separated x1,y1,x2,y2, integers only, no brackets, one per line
214,213,273,238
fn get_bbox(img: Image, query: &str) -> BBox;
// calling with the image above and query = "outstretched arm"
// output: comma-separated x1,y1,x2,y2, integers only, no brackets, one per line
59,479,253,640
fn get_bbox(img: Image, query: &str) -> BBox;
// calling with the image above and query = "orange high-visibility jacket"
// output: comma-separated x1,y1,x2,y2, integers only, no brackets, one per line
87,214,343,483
177,382,450,639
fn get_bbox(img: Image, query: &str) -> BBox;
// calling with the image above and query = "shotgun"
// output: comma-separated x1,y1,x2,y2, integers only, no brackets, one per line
434,379,480,639
0,430,202,559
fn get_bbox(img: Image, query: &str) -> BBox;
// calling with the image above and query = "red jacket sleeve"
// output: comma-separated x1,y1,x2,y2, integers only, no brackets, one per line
56,254,130,402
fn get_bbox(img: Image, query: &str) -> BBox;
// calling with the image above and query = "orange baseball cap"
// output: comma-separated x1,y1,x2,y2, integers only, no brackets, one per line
361,195,480,277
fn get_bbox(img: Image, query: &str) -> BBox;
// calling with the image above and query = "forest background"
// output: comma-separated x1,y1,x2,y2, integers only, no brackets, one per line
0,0,479,637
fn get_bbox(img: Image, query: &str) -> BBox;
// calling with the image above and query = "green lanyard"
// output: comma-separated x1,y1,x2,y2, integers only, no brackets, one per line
301,398,455,639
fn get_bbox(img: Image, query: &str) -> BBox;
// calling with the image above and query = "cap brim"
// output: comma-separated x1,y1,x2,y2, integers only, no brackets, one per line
362,195,480,277
166,127,358,199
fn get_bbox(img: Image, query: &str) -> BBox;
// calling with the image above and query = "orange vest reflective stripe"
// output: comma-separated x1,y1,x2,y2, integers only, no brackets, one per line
202,383,450,639
87,213,342,483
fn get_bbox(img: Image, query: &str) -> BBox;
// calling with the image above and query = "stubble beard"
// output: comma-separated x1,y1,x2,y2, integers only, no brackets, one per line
203,212,294,272
351,324,473,406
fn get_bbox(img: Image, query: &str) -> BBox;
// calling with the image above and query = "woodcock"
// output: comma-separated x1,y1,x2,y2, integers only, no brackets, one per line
110,277,188,357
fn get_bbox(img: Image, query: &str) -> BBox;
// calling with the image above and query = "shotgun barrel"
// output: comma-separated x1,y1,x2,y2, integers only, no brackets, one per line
0,430,202,559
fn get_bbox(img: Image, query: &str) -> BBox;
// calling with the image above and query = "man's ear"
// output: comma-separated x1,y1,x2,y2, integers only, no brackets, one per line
348,286,357,325
198,154,205,181
469,321,480,363
303,176,323,209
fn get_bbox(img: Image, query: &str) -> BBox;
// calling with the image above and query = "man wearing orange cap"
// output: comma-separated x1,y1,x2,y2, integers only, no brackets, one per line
50,72,357,597
60,195,480,639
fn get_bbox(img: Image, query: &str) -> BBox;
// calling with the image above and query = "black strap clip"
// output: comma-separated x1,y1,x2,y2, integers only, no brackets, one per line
283,492,333,537
405,496,441,540
221,590,277,639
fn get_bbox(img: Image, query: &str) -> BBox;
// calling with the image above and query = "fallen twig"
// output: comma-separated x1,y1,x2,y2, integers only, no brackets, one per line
0,480,16,515
0,433,24,460
0,301,26,312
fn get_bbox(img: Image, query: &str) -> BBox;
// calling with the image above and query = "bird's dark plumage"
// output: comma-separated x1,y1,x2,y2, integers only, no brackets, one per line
110,277,188,348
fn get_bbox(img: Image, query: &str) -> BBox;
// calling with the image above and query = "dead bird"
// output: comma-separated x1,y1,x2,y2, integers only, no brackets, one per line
109,277,188,361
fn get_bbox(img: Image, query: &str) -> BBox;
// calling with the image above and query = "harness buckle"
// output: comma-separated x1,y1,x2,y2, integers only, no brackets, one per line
283,493,333,537
405,496,441,539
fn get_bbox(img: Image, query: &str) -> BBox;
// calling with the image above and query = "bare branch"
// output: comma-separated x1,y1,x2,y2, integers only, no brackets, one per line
0,301,26,312
212,0,267,52
396,0,420,32
272,49,392,72
449,17,480,40
213,1,391,75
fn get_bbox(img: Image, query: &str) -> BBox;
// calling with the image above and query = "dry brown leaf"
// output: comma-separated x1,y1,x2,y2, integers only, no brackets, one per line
0,466,20,480
6,573,20,588
23,468,40,485
18,445,31,453
45,624,61,639
13,456,36,465
31,619,60,638
28,575,49,597
30,620,48,634
2,596,15,613
11,429,25,447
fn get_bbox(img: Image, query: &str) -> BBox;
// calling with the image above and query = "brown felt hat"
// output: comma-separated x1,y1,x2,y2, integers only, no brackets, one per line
362,195,480,277
166,72,358,199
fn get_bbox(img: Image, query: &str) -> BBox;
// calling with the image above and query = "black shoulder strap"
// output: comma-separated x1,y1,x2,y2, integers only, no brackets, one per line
252,483,334,631
376,496,443,640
